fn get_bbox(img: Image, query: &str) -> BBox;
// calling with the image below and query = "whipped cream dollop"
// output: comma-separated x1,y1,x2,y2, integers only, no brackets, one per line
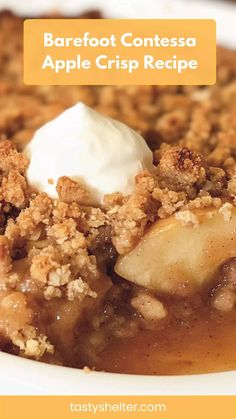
25,102,154,204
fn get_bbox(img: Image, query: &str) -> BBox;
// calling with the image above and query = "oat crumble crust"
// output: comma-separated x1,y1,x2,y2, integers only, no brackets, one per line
0,11,236,365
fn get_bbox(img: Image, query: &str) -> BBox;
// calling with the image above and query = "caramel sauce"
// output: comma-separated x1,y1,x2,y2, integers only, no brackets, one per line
92,308,236,375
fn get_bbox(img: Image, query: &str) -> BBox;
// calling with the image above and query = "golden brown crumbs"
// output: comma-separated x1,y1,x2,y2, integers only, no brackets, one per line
0,170,28,208
157,147,206,192
175,209,199,227
0,140,28,174
67,278,97,302
219,202,234,221
0,235,12,276
11,327,54,359
56,176,91,205
107,173,155,254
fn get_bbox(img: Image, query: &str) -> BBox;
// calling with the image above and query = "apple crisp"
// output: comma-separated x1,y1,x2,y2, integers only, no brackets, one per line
0,11,236,374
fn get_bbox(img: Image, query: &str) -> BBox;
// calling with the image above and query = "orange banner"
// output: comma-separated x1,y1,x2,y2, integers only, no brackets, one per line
0,396,235,419
24,19,216,85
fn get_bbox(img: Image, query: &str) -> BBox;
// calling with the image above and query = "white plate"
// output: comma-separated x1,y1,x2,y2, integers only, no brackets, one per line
1,352,236,395
0,0,236,395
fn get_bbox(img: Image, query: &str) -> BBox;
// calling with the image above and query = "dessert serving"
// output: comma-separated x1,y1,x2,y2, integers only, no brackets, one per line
0,11,236,376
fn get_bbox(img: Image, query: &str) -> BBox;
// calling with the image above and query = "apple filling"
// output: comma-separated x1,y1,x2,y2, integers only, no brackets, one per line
115,206,236,297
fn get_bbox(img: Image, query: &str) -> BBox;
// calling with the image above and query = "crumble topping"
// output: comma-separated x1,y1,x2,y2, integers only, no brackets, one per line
157,146,206,191
175,209,199,226
11,327,54,359
219,202,233,221
67,278,97,302
56,176,91,205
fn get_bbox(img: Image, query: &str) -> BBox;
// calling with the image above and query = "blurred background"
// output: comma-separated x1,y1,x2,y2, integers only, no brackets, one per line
0,0,235,49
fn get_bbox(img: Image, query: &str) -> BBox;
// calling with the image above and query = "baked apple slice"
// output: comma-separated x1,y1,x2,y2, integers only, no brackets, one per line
115,205,236,296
